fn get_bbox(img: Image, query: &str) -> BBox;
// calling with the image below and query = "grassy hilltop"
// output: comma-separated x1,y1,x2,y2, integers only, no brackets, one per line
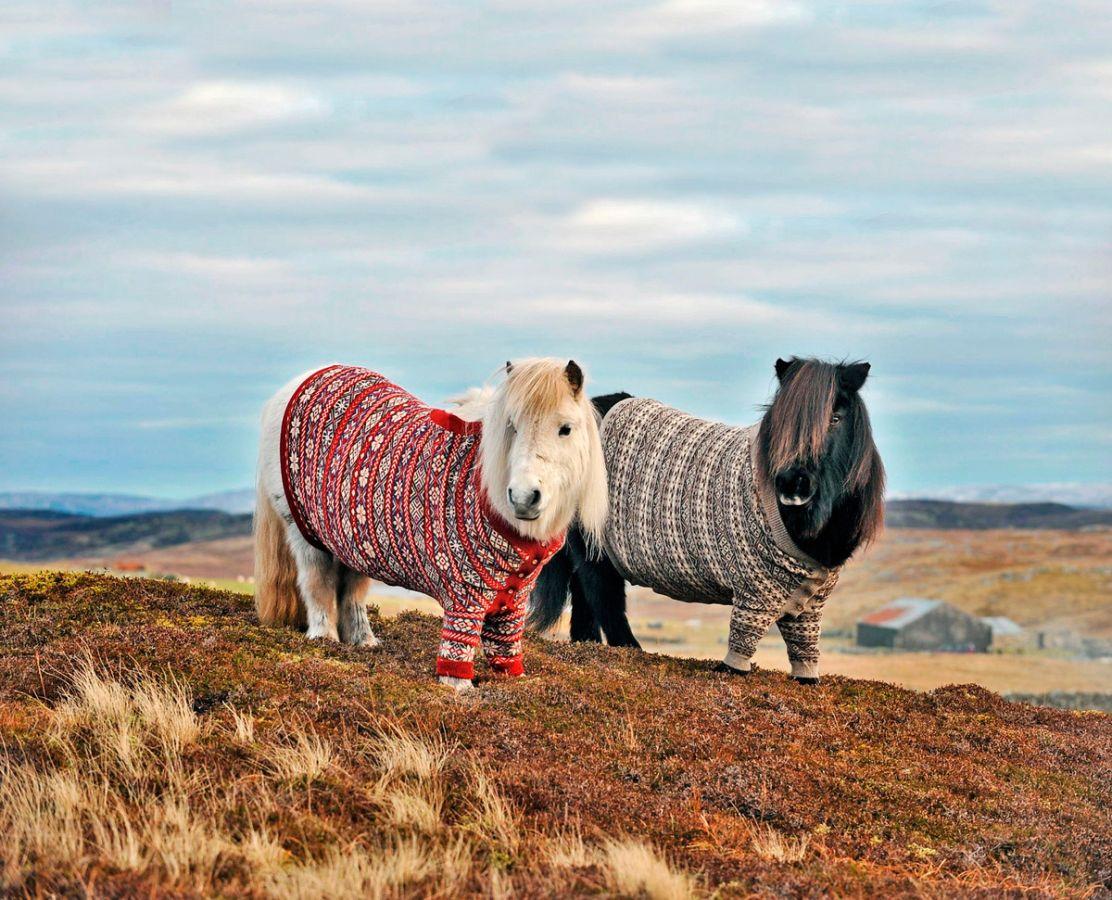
0,572,1108,898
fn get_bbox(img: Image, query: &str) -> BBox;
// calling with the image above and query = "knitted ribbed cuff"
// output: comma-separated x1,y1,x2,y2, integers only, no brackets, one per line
436,658,475,680
790,659,819,680
488,655,524,677
722,649,753,673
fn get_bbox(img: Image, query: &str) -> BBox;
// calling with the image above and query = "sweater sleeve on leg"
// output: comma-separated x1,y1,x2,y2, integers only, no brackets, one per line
724,597,780,673
438,605,484,680
481,602,526,676
776,602,826,680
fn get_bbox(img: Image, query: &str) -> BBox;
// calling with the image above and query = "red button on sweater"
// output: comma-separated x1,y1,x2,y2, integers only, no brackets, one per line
281,365,564,680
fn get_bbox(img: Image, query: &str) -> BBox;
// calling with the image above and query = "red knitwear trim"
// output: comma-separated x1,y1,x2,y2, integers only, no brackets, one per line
429,408,482,435
436,657,475,680
279,365,341,553
489,656,524,677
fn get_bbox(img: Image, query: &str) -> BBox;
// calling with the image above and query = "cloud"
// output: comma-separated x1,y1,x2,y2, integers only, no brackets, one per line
145,80,329,135
126,252,293,284
551,199,744,253
631,0,811,35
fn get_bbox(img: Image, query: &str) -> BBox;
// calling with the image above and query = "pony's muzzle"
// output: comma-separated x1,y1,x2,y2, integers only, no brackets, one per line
508,487,542,520
776,467,815,506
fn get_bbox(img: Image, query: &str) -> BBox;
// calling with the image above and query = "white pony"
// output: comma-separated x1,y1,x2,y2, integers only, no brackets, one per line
254,359,607,691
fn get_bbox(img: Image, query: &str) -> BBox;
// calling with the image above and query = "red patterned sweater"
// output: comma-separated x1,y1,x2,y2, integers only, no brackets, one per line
281,366,564,680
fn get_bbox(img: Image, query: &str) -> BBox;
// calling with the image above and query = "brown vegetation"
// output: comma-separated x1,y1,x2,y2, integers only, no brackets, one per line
1,571,1109,897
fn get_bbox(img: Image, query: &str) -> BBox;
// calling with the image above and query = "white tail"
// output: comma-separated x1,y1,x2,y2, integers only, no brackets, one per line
253,481,304,627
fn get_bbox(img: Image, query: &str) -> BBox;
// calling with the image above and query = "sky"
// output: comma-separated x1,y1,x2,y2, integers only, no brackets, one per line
1,0,1109,498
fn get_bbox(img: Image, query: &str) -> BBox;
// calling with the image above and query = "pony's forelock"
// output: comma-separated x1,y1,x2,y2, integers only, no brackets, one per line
502,358,573,420
762,359,837,474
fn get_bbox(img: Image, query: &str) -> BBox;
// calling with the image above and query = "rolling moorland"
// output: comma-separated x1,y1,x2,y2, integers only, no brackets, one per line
0,570,1109,897
2,500,1109,699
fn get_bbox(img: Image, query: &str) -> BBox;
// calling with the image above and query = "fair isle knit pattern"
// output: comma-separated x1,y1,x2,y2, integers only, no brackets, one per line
601,398,840,679
281,366,564,681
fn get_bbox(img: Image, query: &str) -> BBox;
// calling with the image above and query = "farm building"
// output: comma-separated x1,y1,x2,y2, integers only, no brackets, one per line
980,616,1023,637
856,598,992,652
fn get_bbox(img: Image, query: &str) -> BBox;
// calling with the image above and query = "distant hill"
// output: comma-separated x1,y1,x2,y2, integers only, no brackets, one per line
0,509,252,561
889,483,1112,509
7,482,1111,520
885,499,1112,530
0,489,255,517
0,499,1108,563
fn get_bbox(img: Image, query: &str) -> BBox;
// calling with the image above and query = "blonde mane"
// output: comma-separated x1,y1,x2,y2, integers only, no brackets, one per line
473,358,608,547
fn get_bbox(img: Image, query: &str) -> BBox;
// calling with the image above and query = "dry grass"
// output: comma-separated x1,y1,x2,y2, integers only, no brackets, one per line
266,727,335,781
228,704,255,743
746,823,811,863
601,838,697,899
0,661,690,897
0,665,225,891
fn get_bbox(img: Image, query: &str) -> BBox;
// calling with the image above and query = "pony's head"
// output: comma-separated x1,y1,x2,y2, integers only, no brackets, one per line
479,358,608,546
759,357,885,548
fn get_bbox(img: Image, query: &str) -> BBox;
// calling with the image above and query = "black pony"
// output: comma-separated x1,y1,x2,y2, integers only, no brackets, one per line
528,357,885,675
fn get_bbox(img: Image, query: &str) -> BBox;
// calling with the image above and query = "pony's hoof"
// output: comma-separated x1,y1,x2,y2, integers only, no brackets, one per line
438,675,474,693
349,633,381,649
714,661,750,676
792,676,820,686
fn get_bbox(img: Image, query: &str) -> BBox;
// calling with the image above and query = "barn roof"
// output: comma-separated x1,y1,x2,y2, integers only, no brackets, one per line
858,598,942,630
981,616,1024,636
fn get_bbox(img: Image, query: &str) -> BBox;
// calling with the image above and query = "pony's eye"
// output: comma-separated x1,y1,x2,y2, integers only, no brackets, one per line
507,419,516,433
558,424,572,437
831,414,842,425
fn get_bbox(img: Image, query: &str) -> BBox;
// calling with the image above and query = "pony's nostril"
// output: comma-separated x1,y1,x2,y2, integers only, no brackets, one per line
508,488,542,512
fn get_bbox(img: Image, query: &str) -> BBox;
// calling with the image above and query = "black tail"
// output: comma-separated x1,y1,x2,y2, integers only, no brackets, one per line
527,535,575,633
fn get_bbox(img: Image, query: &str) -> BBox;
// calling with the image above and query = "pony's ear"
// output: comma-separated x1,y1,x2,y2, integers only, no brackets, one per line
565,360,584,396
839,362,870,393
505,360,513,374
775,358,794,382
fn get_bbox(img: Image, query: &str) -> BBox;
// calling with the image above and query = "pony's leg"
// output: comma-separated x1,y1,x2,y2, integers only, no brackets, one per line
722,596,779,674
337,566,381,648
565,528,604,643
481,604,526,676
577,555,641,649
569,579,602,642
288,528,340,641
438,606,483,692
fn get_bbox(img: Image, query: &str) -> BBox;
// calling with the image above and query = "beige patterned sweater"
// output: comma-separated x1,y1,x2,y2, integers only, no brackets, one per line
601,398,840,679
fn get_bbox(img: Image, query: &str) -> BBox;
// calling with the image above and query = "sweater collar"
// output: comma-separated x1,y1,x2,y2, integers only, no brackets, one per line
479,489,566,561
429,407,482,435
746,423,832,573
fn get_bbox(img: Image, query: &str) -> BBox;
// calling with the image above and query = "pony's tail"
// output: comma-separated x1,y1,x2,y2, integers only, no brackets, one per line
527,542,574,634
254,482,305,628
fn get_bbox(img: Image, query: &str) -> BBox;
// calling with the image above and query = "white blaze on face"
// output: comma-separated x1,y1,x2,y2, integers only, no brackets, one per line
506,417,543,518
